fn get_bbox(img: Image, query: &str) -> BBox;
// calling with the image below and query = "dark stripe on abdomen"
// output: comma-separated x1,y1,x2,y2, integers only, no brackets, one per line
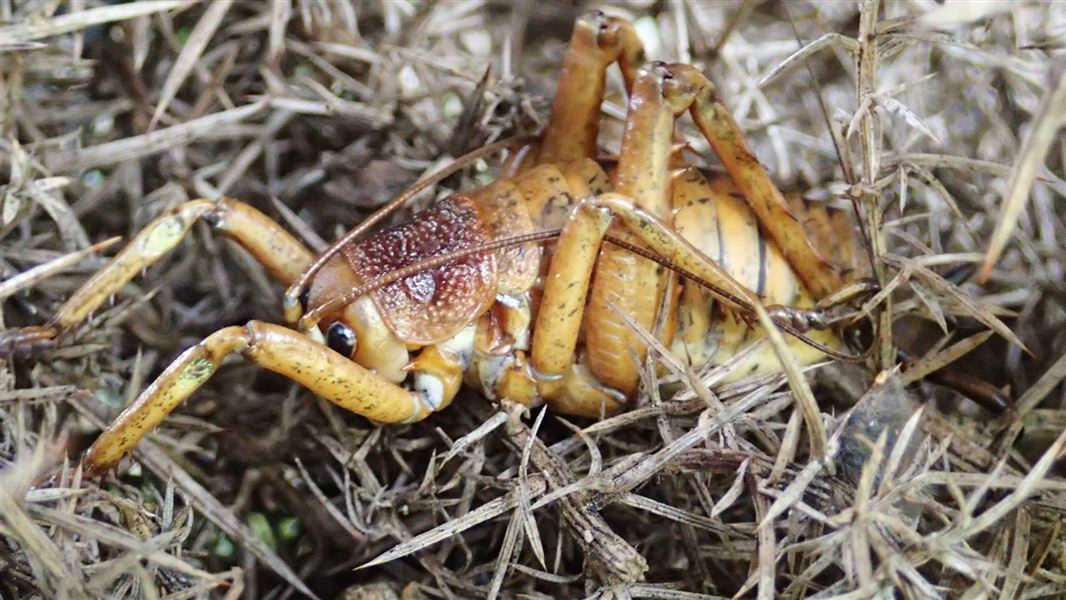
756,227,767,297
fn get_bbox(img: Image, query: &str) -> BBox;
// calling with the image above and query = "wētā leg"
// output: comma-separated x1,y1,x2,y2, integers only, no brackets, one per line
585,61,859,396
534,10,643,166
472,158,625,418
0,195,437,473
530,62,704,406
668,63,844,299
529,184,846,419
428,11,638,409
529,61,860,415
581,62,695,396
0,198,315,359
82,320,430,475
592,192,842,367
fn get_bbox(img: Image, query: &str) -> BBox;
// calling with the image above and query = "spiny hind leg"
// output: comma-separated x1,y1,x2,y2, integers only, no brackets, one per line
534,11,643,165
667,63,844,300
83,321,431,476
0,198,314,358
528,183,851,418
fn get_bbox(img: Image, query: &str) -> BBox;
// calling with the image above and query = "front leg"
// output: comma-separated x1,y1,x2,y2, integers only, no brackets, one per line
83,321,432,475
0,198,314,358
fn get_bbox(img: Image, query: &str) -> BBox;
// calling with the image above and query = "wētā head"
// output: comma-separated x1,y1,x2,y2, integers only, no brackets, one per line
298,193,499,388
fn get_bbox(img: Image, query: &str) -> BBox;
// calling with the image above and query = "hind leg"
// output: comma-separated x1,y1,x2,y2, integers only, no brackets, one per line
535,10,643,165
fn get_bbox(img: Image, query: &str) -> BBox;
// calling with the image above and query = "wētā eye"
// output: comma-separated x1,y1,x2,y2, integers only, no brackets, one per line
326,321,357,357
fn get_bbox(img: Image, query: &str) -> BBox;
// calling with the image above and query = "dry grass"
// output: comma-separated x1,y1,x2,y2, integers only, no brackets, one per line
2,1,1065,598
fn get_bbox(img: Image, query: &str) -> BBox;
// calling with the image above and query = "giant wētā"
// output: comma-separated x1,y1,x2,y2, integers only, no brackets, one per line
2,11,894,477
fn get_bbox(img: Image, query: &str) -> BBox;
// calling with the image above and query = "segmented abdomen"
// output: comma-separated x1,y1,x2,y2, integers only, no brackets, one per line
669,167,863,378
